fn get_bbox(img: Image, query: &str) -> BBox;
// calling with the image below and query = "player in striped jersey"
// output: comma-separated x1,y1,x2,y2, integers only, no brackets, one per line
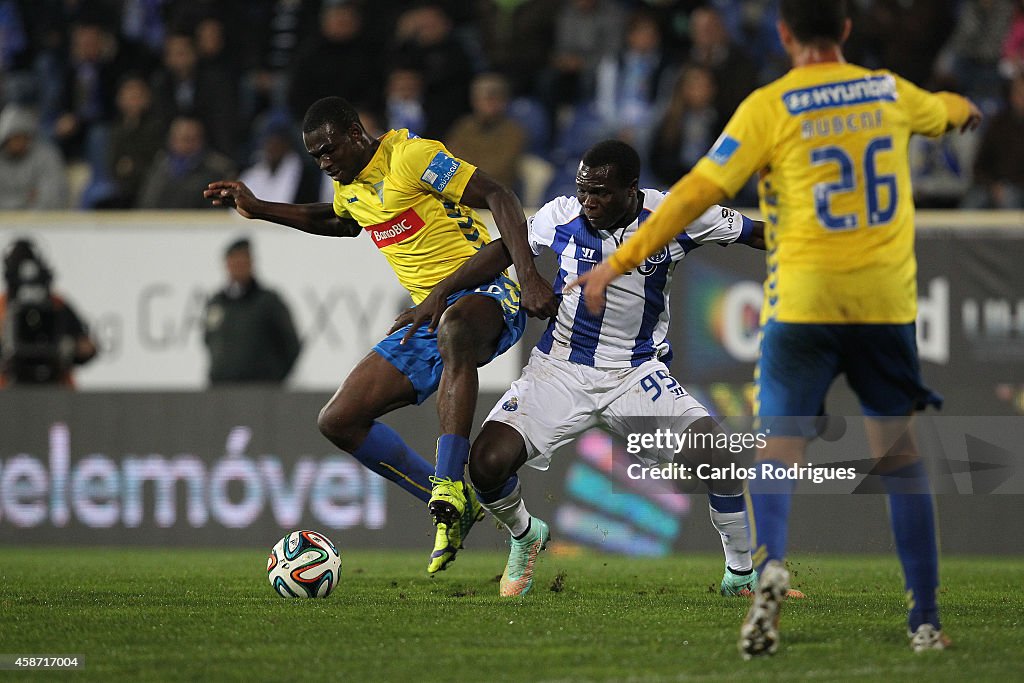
395,140,765,597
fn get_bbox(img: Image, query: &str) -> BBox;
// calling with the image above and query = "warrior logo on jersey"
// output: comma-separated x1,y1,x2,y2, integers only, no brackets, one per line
637,246,670,276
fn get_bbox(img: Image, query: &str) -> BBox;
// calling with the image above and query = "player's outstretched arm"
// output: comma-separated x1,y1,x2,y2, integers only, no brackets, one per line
460,170,558,319
389,239,515,343
203,181,361,237
428,238,513,299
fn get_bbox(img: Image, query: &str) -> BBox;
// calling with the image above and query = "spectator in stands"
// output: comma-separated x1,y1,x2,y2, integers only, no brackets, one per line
648,64,721,189
203,237,301,385
164,1,240,42
287,2,376,124
686,6,758,121
383,65,429,135
239,113,321,205
391,3,476,139
964,74,1024,208
149,31,238,160
724,0,789,83
540,0,624,114
934,0,1015,100
10,4,63,116
106,75,168,208
137,115,236,209
194,16,239,84
50,18,126,164
0,237,97,387
856,0,956,87
445,73,527,189
120,0,169,58
0,0,35,103
594,10,678,151
0,104,68,210
475,0,556,98
237,0,321,125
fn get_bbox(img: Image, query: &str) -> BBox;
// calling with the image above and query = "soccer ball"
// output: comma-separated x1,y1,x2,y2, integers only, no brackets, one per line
266,530,342,598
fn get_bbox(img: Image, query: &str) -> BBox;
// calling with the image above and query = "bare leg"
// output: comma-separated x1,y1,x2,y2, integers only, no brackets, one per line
427,294,507,572
434,294,505,438
316,351,434,501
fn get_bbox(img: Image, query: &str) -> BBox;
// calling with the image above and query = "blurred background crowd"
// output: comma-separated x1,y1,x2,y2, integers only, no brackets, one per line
0,0,1022,212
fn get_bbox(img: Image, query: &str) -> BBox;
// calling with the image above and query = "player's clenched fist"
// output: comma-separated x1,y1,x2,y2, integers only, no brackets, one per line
519,269,559,319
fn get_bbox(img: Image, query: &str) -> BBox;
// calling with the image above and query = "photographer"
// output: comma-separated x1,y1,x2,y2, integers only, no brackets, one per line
0,239,98,387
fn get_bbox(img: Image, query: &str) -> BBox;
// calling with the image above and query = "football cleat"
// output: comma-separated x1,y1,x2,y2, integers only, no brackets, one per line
428,476,467,525
427,521,460,574
499,517,550,597
720,567,759,597
909,623,952,653
738,560,789,659
426,477,479,574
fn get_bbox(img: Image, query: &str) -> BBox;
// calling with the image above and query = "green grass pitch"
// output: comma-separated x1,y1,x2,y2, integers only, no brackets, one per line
1,547,1020,682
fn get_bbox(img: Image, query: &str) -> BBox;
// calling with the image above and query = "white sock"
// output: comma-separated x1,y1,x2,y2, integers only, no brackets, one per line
479,480,531,538
709,504,753,572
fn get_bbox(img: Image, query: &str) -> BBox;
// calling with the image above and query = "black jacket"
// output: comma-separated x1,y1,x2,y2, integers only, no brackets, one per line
203,279,301,384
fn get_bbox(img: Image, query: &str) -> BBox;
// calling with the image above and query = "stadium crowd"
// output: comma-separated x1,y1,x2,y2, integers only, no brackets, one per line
0,0,1021,211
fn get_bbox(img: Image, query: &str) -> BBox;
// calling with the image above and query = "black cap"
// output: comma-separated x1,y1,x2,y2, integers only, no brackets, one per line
224,237,251,257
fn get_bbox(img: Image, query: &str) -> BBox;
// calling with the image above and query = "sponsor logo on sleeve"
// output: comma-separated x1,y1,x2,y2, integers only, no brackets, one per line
365,208,427,248
421,152,461,192
707,134,741,166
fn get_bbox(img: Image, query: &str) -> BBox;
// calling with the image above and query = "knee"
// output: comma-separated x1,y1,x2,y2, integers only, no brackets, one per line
316,399,368,452
469,440,515,492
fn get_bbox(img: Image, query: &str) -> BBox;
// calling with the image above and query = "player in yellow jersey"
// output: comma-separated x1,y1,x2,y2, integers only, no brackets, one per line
567,0,982,659
204,97,557,574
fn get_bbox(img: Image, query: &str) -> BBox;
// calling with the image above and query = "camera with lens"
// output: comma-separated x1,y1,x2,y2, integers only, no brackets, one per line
1,239,71,384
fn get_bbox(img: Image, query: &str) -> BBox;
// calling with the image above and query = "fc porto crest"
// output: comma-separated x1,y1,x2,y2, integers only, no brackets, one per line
502,396,519,412
637,246,669,276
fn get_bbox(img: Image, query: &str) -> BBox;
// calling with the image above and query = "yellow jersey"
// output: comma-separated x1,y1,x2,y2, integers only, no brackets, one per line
332,129,490,304
693,63,955,324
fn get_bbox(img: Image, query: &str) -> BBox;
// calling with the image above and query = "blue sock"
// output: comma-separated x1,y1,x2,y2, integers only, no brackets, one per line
708,492,745,513
435,434,470,482
474,475,519,504
350,421,433,503
748,459,796,571
882,460,940,631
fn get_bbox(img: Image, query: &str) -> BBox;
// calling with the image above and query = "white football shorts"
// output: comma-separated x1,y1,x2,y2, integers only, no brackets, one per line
485,348,708,469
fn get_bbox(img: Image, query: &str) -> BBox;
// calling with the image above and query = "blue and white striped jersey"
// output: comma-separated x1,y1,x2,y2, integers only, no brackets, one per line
529,190,753,368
